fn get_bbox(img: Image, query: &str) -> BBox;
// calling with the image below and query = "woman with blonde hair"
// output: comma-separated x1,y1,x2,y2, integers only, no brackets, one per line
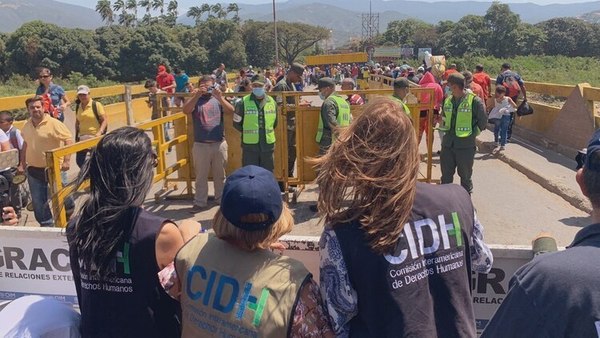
316,97,493,337
174,165,333,338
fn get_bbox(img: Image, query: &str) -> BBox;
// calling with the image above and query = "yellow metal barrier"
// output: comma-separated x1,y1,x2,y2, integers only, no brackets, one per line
156,88,435,204
45,113,192,227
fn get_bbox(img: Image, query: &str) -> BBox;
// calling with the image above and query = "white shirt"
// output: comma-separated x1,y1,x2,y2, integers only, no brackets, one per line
489,97,515,120
0,295,80,338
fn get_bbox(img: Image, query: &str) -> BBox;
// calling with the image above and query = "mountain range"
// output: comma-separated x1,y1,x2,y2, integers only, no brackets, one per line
2,0,600,46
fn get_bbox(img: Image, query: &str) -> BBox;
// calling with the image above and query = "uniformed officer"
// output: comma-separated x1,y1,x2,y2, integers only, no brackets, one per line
315,77,351,155
390,78,412,117
233,74,278,172
439,73,487,193
272,63,305,178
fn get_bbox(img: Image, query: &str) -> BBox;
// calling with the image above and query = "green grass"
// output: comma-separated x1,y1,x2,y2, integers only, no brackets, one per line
448,55,600,87
0,72,120,98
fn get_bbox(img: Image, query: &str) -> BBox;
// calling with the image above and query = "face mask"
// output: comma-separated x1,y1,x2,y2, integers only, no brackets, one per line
253,87,265,97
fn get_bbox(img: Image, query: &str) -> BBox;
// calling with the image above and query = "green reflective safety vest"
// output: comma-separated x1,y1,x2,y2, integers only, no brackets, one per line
316,94,351,143
389,95,412,117
242,95,277,145
441,93,479,138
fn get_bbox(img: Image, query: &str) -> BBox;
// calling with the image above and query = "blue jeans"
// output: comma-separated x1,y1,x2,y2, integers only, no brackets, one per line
28,170,74,227
499,115,511,146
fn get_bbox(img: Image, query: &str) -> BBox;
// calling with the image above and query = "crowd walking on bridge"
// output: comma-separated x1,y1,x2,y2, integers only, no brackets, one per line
2,58,600,338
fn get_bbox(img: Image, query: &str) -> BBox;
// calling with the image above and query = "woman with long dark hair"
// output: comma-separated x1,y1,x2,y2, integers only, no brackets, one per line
67,126,197,337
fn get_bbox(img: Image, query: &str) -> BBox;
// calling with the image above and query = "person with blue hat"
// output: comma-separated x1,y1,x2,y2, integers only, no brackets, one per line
175,165,333,337
482,129,600,337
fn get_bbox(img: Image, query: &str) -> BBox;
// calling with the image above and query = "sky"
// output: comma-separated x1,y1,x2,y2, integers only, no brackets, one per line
59,0,598,9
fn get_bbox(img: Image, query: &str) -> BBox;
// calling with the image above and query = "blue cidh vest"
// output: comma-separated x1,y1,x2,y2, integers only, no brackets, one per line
334,182,476,338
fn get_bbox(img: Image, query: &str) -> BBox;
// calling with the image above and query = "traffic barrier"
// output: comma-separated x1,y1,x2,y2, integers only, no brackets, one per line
0,227,534,335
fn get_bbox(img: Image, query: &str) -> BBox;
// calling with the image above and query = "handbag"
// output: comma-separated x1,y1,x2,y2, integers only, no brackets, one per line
517,100,534,116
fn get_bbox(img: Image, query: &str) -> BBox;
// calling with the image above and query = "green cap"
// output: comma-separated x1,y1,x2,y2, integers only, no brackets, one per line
393,77,410,88
316,77,335,90
447,72,466,86
290,63,305,75
251,74,266,85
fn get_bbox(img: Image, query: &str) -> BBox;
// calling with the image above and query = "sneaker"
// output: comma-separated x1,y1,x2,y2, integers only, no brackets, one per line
500,146,505,151
188,204,208,214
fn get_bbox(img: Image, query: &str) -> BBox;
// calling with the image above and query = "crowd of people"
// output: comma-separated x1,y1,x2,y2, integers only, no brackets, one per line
3,58,600,338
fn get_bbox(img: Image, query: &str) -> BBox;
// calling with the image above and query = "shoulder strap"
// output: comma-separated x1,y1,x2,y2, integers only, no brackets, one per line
92,100,100,124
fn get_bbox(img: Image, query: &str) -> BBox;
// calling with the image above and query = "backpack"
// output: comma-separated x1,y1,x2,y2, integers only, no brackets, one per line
40,93,61,120
502,72,521,98
75,99,107,138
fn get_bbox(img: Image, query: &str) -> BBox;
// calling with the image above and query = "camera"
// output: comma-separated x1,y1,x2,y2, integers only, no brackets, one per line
207,84,220,93
0,149,28,217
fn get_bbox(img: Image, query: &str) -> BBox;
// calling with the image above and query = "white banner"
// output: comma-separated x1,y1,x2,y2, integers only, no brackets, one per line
0,226,76,304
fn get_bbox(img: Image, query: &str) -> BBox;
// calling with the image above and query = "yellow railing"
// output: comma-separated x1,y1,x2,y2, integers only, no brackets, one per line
45,113,192,227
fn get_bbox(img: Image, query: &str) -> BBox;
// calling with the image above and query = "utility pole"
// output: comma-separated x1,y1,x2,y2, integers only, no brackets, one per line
362,0,379,63
273,0,279,66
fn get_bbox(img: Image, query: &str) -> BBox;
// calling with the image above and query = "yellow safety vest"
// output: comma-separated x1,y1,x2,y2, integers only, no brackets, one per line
389,95,412,117
316,94,351,142
242,95,276,145
441,93,478,137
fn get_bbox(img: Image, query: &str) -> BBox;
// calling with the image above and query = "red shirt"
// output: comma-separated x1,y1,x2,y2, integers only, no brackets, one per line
442,68,458,81
470,82,486,103
156,72,176,94
473,72,491,98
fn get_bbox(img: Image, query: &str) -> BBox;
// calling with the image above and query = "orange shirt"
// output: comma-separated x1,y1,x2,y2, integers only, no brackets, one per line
442,68,458,81
473,72,491,98
470,82,486,103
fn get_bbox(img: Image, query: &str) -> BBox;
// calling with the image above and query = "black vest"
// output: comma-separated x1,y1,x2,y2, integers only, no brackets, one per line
68,208,181,338
335,182,476,338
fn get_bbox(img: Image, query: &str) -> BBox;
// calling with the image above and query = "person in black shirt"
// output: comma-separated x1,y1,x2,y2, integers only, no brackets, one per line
482,128,600,338
67,127,200,338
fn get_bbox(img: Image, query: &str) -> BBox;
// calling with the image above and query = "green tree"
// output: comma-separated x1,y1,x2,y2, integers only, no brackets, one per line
382,19,435,46
536,18,597,56
439,15,488,57
242,20,275,68
276,22,330,65
227,3,240,23
484,2,520,57
197,18,247,69
126,0,138,25
152,0,165,15
96,0,114,25
211,4,227,19
515,23,547,56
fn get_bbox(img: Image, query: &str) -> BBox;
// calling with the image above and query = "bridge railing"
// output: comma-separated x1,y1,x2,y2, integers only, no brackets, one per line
0,77,201,130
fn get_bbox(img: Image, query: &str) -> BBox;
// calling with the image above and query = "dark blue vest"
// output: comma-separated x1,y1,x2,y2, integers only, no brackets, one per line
335,182,476,338
68,208,181,338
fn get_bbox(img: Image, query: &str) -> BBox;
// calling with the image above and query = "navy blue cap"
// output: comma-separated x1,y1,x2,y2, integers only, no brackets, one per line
585,129,600,171
221,165,282,231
